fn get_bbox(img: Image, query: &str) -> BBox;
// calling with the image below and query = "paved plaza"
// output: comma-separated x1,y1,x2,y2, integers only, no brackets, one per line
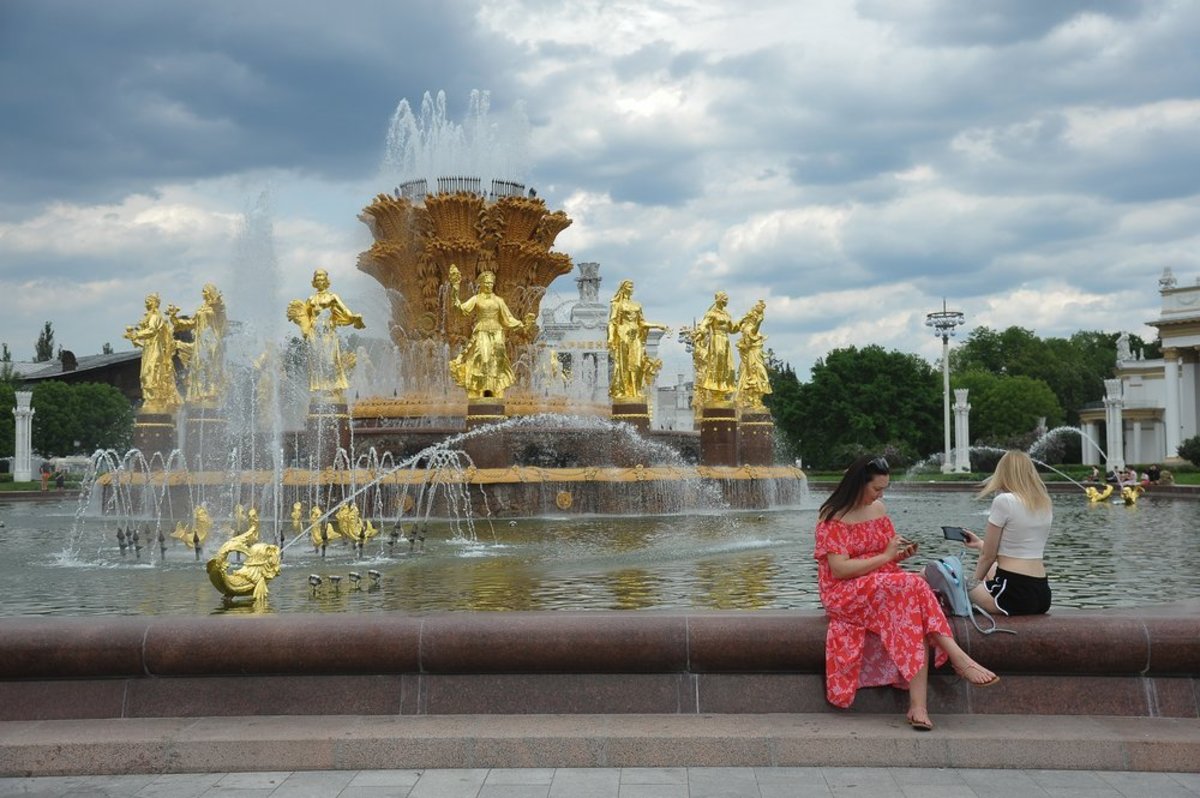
2,766,1199,798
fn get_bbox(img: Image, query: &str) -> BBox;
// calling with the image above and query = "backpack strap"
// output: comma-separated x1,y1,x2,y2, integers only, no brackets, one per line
970,603,1016,635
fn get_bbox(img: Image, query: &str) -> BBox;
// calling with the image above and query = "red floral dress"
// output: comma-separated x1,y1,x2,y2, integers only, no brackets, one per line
814,515,952,708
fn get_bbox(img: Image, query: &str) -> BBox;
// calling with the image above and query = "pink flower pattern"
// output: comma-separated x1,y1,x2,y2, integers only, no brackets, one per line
814,515,951,708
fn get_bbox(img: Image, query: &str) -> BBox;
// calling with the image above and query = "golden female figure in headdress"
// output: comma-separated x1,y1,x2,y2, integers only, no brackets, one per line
287,269,365,401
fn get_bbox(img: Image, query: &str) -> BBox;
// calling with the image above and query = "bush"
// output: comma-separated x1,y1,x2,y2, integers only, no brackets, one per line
1179,435,1200,467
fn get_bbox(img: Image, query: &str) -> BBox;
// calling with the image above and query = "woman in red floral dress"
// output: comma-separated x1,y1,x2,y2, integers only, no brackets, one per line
814,455,999,730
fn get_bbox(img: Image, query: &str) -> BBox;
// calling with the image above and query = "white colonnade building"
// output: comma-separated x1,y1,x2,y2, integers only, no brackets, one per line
1079,268,1200,468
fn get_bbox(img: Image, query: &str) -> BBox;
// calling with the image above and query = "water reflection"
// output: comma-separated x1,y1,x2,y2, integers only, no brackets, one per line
1,490,1196,616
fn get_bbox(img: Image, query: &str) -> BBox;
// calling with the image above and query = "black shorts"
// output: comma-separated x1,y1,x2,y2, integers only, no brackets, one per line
984,568,1051,616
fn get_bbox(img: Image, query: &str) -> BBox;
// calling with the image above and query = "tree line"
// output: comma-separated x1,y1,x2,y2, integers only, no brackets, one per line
0,319,1156,469
764,326,1151,470
0,380,133,461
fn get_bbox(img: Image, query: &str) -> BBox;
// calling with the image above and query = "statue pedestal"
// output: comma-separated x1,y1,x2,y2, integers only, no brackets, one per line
133,412,177,462
464,400,509,469
700,404,737,467
611,400,650,434
184,406,228,471
305,400,350,467
738,410,775,466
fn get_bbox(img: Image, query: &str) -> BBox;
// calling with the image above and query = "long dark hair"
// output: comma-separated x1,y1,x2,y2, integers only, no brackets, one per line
818,455,890,522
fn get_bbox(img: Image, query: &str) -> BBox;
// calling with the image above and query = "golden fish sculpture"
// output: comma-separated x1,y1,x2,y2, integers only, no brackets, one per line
206,508,281,608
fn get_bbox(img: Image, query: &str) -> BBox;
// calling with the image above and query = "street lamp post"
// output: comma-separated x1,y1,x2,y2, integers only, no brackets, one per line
925,300,965,473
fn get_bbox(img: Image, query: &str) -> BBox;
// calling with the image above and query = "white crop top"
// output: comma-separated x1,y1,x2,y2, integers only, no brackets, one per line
987,492,1053,560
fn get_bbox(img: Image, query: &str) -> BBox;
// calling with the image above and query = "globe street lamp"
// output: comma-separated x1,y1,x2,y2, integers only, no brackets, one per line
926,300,965,473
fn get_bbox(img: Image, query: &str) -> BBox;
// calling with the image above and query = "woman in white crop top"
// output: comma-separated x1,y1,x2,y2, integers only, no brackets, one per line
961,450,1054,616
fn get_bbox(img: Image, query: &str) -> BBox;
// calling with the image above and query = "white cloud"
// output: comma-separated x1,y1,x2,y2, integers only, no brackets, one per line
2,0,1199,392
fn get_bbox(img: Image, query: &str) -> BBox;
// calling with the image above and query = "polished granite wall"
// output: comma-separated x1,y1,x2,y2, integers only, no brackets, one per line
1,608,1196,721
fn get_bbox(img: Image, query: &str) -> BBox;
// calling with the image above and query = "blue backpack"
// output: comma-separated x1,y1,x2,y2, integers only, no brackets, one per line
923,554,1014,636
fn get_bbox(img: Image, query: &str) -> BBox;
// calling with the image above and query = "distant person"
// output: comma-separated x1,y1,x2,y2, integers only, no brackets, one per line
1086,466,1100,483
1146,464,1161,484
814,455,998,732
961,450,1054,616
39,461,51,492
54,471,65,491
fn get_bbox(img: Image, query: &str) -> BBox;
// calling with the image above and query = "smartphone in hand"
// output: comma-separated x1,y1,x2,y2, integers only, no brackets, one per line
941,525,968,542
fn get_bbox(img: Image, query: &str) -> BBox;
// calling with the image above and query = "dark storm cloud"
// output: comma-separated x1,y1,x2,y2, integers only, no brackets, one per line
538,134,706,208
0,0,521,208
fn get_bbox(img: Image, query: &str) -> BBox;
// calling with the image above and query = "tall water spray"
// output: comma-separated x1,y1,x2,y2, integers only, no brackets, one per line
382,90,531,188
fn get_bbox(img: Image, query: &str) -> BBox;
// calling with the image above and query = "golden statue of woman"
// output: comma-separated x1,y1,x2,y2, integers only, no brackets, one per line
696,291,738,404
170,283,228,407
736,300,772,411
447,265,528,400
287,268,365,401
124,292,182,413
607,279,667,401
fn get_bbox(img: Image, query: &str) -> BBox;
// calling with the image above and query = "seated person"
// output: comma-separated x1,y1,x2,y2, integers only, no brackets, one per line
815,455,998,732
962,450,1054,617
1146,464,1161,484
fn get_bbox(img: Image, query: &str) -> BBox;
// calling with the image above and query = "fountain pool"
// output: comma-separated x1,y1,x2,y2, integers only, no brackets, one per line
3,488,1196,616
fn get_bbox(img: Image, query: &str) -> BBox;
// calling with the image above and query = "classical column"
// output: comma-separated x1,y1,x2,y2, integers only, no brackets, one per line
12,391,34,483
952,389,970,472
1131,419,1143,465
1103,378,1125,472
1181,348,1199,441
1081,420,1101,466
1163,348,1181,461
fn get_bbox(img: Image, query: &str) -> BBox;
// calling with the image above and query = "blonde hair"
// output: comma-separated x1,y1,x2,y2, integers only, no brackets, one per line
977,450,1052,513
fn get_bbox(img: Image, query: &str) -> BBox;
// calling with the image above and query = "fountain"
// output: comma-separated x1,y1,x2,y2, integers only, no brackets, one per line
72,90,803,609
2,95,1197,778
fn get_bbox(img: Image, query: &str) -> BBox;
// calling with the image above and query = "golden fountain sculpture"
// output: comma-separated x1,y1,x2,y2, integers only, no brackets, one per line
607,279,668,402
171,504,213,551
735,300,772,411
205,508,282,608
678,294,772,412
354,186,572,414
124,293,183,414
169,283,229,408
447,264,533,400
287,268,366,402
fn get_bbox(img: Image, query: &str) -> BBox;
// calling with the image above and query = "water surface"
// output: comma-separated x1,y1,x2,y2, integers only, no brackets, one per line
0,490,1192,616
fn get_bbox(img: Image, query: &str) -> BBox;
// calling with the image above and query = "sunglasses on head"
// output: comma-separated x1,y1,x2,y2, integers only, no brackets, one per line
867,456,890,474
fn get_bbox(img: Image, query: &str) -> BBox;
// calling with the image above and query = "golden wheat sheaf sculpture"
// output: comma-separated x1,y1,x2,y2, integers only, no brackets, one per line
357,191,573,351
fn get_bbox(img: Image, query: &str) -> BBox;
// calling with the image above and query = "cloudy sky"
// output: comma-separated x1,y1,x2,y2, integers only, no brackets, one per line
2,0,1198,383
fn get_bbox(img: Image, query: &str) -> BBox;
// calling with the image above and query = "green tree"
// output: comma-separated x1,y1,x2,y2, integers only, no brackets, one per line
72,383,134,452
795,345,941,469
30,380,76,456
1179,435,1200,467
763,350,803,460
951,326,1141,426
30,381,133,456
0,382,14,457
34,321,55,362
955,370,1063,445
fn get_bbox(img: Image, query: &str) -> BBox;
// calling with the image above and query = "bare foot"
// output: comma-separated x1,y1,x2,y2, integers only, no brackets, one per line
906,707,933,731
952,660,999,687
